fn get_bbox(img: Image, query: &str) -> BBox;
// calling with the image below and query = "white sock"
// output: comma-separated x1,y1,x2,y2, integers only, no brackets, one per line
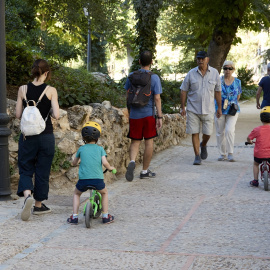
130,160,135,163
141,170,148,174
73,214,78,219
102,212,108,218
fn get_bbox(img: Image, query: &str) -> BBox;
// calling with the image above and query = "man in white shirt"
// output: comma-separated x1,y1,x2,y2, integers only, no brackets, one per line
180,51,222,165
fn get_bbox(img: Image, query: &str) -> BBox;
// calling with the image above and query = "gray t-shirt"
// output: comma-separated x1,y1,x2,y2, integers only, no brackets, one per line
180,65,221,114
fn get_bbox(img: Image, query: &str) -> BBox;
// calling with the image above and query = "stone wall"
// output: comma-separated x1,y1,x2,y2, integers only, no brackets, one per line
7,99,186,186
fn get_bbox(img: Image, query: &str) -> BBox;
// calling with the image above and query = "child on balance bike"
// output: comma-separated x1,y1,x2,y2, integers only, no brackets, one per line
67,121,115,224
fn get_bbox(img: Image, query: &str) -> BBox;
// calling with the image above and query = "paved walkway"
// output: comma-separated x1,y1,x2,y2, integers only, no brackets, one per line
0,100,270,270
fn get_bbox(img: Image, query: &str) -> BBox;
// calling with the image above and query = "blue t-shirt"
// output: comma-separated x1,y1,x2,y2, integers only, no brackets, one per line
124,69,162,119
215,77,242,114
259,76,270,108
76,144,106,180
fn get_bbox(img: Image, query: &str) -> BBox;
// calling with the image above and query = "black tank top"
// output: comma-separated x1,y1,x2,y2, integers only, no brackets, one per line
23,82,53,134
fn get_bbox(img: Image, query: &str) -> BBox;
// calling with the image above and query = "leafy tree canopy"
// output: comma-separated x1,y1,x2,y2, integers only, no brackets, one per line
159,0,270,71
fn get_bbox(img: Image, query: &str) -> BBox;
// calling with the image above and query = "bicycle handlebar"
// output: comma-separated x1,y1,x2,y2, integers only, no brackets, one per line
103,169,117,174
245,141,253,145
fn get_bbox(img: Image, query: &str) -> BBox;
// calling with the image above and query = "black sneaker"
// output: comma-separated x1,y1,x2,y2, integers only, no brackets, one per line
33,203,51,215
250,180,259,187
67,215,78,225
102,214,114,224
125,162,136,181
21,195,34,221
200,142,208,160
140,169,156,179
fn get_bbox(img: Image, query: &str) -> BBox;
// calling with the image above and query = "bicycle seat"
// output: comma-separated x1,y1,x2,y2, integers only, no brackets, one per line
85,185,97,190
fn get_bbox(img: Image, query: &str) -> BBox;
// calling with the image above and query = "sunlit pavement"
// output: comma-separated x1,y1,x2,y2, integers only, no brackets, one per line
1,99,269,270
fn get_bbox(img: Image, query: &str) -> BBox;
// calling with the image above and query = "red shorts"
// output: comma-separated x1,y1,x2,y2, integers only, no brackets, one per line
128,116,157,140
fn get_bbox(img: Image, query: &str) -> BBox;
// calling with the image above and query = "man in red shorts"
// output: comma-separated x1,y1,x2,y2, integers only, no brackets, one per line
124,50,163,181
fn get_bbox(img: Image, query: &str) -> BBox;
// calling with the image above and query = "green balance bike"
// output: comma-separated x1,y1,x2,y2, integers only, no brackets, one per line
83,169,116,228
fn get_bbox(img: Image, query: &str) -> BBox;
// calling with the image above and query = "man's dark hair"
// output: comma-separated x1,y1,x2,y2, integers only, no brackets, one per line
140,51,152,67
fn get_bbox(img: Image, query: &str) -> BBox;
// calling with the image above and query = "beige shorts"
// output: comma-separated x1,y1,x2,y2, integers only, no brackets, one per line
186,110,214,135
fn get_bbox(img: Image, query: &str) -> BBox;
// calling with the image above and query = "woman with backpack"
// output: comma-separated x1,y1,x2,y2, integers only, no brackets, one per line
15,59,59,221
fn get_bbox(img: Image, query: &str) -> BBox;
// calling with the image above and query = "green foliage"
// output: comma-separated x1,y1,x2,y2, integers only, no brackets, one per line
9,164,15,176
48,66,126,108
236,66,257,100
6,39,36,85
5,0,37,41
13,132,21,143
131,0,163,71
36,30,81,64
161,80,182,114
240,86,257,100
237,66,255,87
158,0,270,71
51,146,71,172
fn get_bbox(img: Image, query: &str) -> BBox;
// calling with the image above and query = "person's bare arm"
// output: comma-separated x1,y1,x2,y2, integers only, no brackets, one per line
180,90,187,116
256,86,262,109
72,157,80,166
50,87,60,119
237,94,241,101
154,94,162,130
102,156,115,171
15,86,24,119
215,91,222,118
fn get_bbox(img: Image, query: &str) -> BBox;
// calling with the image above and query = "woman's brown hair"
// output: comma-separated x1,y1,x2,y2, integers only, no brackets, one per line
31,59,51,81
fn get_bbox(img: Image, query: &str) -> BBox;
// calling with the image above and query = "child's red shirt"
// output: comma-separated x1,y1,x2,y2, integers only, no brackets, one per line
248,125,270,158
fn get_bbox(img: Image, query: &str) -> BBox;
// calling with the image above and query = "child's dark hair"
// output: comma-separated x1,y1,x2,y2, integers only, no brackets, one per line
140,51,153,67
31,59,51,81
83,136,98,144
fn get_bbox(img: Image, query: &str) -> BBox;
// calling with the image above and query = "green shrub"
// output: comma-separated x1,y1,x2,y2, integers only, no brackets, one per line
6,40,36,85
161,80,182,113
240,86,257,100
51,146,71,172
237,66,255,87
48,67,126,108
236,66,257,100
9,164,15,176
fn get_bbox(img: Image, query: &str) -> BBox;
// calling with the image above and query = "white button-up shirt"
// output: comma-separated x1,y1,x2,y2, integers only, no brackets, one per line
180,65,221,114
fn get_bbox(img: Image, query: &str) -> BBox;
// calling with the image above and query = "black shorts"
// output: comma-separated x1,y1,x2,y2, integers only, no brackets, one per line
254,157,270,164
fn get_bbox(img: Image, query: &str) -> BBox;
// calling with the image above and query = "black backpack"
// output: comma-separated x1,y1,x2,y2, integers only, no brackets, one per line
127,70,152,109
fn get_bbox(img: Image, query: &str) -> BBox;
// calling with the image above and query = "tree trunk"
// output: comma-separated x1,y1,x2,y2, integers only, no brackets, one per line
208,1,250,73
207,27,237,73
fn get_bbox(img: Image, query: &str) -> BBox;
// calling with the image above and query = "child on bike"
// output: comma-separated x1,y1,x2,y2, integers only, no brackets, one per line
247,106,270,187
67,121,115,224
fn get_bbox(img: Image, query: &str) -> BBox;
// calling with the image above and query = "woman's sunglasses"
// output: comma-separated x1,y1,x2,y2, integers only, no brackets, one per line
223,67,233,70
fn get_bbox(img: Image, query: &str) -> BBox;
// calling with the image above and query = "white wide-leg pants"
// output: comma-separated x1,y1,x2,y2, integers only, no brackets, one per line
214,113,239,156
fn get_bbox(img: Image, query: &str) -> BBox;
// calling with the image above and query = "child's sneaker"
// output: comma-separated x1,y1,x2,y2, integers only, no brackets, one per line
67,215,78,225
21,195,34,221
32,203,51,215
102,214,114,224
140,169,156,179
250,180,259,187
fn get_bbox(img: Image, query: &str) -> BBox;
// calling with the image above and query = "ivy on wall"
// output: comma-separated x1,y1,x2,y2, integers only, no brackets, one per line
131,0,163,71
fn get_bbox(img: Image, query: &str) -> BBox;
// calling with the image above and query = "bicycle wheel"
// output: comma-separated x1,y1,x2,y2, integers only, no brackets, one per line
93,194,102,219
85,202,93,228
263,171,268,191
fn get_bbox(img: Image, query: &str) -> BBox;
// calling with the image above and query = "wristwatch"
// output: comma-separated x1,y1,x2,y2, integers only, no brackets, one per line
157,116,163,119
